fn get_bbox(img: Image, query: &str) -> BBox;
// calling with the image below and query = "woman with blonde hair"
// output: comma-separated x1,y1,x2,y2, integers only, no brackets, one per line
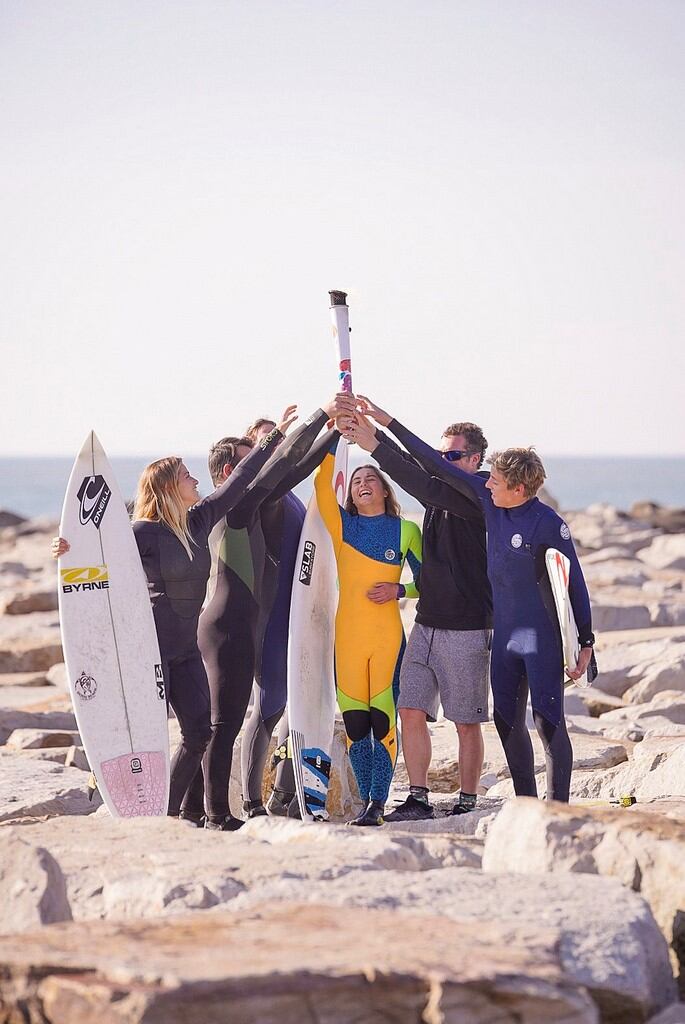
52,409,296,819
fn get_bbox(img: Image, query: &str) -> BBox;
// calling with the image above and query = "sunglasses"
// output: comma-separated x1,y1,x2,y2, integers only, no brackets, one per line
441,449,473,462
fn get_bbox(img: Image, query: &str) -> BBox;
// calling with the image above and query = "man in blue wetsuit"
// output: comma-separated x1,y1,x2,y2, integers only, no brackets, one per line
347,409,594,804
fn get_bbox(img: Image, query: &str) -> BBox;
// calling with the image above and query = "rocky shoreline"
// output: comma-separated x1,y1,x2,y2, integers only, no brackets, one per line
1,503,684,1023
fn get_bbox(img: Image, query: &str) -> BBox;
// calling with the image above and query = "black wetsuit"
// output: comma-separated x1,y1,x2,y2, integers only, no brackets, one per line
181,411,335,823
132,428,283,816
372,430,492,631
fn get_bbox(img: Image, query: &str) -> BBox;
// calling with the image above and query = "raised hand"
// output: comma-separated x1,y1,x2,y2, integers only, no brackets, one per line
345,411,379,453
323,392,357,428
356,394,391,427
277,405,299,435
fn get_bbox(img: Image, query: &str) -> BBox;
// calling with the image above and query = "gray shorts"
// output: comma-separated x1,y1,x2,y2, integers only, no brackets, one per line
398,624,491,724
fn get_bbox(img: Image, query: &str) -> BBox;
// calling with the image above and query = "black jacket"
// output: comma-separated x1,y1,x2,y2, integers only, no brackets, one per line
373,421,492,631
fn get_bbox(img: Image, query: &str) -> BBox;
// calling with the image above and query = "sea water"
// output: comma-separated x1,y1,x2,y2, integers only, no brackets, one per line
2,455,684,521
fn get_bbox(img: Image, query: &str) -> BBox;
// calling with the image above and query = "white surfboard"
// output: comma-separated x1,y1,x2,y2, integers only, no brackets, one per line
288,291,351,820
57,432,170,817
545,547,588,686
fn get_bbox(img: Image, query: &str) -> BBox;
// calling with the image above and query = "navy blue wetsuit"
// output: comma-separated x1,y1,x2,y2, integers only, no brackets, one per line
132,428,284,816
375,420,593,803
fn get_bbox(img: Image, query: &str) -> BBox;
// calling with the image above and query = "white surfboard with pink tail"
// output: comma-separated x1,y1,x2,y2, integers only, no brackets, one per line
57,432,170,817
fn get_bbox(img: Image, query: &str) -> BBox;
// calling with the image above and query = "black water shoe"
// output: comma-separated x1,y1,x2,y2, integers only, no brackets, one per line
348,800,385,827
204,815,244,832
266,788,296,817
385,795,434,822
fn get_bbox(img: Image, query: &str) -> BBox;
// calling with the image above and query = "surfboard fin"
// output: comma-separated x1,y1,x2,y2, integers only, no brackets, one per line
87,772,99,801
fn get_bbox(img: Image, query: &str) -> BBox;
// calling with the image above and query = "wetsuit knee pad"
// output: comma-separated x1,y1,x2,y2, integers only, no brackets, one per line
369,706,391,741
343,709,372,742
532,710,557,748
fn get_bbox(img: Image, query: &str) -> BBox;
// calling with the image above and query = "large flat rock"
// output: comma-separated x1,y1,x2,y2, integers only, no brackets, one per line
0,903,599,1024
0,634,63,673
0,708,76,745
0,751,96,823
592,635,685,698
482,797,685,996
0,814,675,1020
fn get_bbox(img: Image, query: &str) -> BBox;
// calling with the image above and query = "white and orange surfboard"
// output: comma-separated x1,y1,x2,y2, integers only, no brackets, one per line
57,432,170,817
545,547,587,685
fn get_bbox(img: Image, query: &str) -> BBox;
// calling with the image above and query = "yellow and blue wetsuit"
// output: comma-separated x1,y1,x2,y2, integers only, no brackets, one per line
315,447,422,803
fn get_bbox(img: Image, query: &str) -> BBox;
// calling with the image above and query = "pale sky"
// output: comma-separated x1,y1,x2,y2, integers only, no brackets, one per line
2,1,684,457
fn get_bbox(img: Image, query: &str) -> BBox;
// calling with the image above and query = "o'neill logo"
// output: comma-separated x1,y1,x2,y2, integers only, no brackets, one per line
155,664,165,700
77,475,111,529
299,540,316,585
60,566,109,594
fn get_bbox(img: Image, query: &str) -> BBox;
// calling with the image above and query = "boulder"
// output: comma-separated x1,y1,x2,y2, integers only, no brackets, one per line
639,535,685,572
0,708,77,745
482,798,685,994
631,502,685,535
565,507,659,554
0,635,62,673
566,713,645,743
0,903,600,1024
64,746,90,771
12,746,71,765
0,560,30,577
0,510,26,528
592,601,653,632
621,650,685,703
598,693,685,738
489,740,685,806
0,671,48,688
575,686,628,717
581,545,638,564
0,750,96,822
591,635,685,699
1,588,58,614
46,661,68,690
6,728,81,750
2,811,677,1018
0,832,72,931
229,866,674,1019
7,815,485,925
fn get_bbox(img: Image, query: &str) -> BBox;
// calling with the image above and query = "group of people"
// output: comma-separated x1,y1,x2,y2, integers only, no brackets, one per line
52,388,595,828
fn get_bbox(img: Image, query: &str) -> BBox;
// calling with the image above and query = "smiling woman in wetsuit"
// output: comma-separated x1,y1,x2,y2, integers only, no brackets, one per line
51,410,296,819
314,447,422,826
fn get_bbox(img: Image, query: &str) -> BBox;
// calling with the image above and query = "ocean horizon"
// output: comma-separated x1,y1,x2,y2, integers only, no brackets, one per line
2,454,684,522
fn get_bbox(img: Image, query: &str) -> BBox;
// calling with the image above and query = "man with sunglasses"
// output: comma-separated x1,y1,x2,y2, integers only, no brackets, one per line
342,399,492,820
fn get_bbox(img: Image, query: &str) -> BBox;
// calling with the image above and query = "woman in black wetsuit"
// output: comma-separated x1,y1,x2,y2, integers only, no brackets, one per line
51,412,295,818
